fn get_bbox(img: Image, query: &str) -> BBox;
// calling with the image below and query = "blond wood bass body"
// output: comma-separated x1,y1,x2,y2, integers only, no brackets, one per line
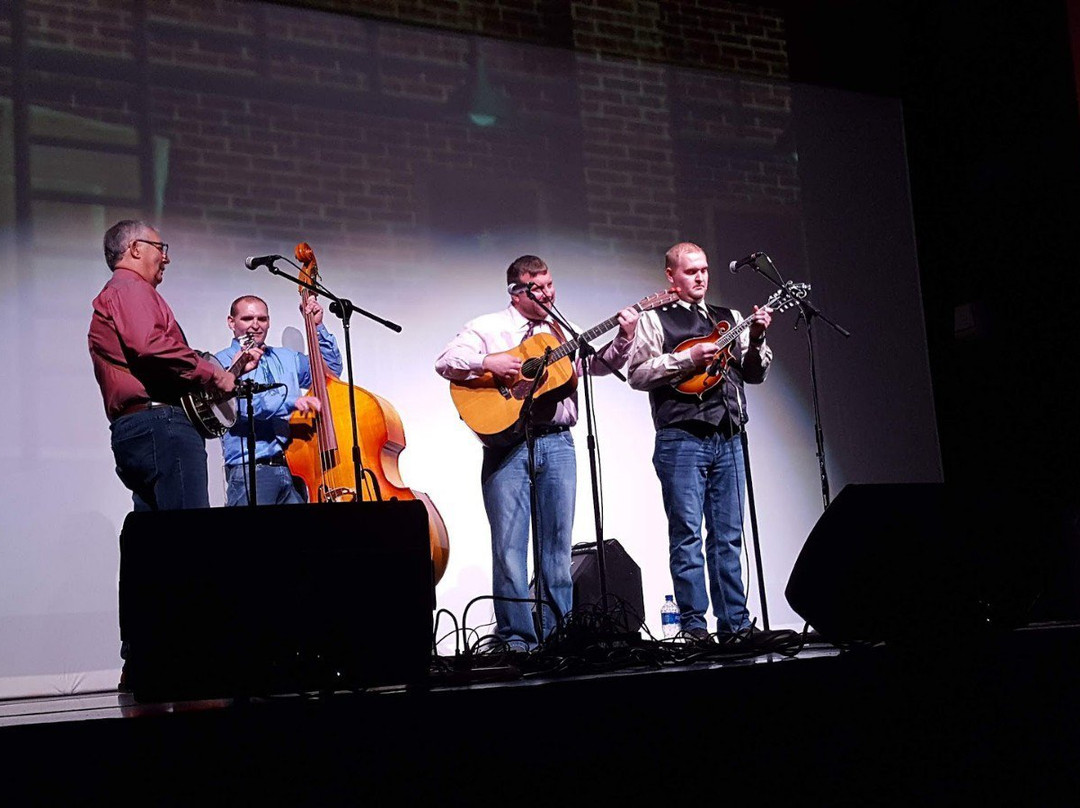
285,375,450,584
448,332,577,446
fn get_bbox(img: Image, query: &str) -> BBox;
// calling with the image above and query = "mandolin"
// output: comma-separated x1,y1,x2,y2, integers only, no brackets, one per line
671,282,809,396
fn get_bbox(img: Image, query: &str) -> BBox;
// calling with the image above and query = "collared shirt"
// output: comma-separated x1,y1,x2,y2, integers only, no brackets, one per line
215,326,342,466
627,299,772,391
88,268,218,421
435,303,633,427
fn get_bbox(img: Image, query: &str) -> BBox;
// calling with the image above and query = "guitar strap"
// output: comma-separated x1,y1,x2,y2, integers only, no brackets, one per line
548,319,569,344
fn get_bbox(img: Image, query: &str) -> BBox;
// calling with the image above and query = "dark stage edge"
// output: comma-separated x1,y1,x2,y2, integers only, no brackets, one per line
4,622,1080,806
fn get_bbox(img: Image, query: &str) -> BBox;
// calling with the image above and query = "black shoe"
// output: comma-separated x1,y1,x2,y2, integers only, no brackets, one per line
477,639,531,657
682,627,713,644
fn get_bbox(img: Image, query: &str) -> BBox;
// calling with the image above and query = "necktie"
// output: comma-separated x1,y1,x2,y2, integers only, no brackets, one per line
522,320,544,342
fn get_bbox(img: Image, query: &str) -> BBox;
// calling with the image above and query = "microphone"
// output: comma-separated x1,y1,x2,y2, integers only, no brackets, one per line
729,252,766,274
507,281,535,295
245,254,282,271
236,380,286,395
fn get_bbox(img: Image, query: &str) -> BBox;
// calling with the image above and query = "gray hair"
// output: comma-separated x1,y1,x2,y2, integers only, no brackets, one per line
103,219,150,270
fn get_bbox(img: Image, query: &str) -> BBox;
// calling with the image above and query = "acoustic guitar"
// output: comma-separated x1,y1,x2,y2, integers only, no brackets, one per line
671,282,809,396
449,290,678,446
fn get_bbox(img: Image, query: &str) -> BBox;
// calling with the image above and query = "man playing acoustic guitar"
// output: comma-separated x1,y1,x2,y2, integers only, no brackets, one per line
627,242,773,642
435,255,638,651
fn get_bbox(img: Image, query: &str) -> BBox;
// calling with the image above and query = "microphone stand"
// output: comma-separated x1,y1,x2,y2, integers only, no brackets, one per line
740,254,849,509
233,378,289,507
254,258,402,501
732,254,849,631
523,288,626,642
237,379,258,507
791,292,850,510
519,347,551,649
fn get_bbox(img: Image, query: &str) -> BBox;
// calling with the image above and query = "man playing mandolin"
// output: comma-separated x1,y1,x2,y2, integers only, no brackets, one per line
215,295,342,506
89,220,248,512
627,242,773,642
435,255,638,651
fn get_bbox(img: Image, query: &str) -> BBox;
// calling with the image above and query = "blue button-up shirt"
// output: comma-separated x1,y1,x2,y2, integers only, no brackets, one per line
215,325,342,466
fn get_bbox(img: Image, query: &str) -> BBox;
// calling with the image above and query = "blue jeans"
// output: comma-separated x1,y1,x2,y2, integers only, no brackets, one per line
652,426,750,634
110,405,209,511
481,430,576,649
225,463,306,506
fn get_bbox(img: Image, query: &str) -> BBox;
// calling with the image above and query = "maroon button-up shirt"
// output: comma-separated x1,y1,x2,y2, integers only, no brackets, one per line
88,268,217,422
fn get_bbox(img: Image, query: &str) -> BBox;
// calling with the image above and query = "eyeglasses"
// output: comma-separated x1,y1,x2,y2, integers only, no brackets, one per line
132,239,169,256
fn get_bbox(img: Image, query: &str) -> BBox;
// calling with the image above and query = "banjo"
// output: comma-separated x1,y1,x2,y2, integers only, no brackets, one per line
180,335,256,439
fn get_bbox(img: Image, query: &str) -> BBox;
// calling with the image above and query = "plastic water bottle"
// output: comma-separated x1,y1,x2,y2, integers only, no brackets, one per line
661,595,680,638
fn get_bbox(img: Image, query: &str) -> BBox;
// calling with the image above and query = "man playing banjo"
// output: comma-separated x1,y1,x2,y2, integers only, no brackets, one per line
88,219,255,512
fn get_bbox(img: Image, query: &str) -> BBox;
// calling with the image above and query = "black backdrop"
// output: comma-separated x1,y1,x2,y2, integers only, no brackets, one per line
782,0,1080,620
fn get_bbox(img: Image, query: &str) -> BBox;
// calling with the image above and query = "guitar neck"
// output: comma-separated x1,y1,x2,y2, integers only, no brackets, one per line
545,305,645,363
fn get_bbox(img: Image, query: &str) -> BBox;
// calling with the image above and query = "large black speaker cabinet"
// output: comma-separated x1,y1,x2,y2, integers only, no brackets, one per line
569,539,645,634
785,482,1027,646
120,500,434,700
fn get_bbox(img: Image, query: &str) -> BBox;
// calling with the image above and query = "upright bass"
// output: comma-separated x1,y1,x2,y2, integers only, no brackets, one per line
284,242,450,583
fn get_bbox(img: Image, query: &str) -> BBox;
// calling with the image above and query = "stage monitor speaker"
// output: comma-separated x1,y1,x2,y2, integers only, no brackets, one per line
569,539,645,634
120,500,434,700
785,482,995,646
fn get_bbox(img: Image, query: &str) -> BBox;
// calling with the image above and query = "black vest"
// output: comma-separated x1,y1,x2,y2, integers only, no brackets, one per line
647,303,749,432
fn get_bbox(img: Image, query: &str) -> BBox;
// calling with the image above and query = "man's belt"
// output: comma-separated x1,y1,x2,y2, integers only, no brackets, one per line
112,400,176,421
228,454,288,469
670,420,741,440
255,455,289,467
530,424,570,437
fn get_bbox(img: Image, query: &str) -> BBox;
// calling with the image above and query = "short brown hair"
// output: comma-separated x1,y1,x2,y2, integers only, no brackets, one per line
506,255,548,286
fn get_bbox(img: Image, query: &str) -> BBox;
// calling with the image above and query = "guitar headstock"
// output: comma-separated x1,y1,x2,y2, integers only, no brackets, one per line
637,289,682,312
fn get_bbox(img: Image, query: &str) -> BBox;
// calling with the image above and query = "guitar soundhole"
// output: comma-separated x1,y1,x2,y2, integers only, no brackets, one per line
520,357,544,380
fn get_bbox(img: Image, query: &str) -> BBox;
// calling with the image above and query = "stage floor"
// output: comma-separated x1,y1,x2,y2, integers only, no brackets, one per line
4,623,1080,805
0,627,837,727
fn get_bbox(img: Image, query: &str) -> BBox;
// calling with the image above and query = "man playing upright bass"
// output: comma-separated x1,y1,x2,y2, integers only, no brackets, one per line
215,294,342,506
